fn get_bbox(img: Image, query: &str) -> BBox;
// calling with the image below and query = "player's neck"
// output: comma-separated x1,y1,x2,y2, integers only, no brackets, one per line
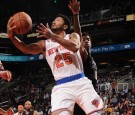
87,48,91,56
54,31,66,38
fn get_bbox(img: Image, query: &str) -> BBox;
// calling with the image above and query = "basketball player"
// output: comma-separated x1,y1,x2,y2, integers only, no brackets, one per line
0,61,12,81
14,105,24,115
7,13,103,115
69,0,99,114
81,32,98,89
22,101,38,115
68,0,97,89
74,33,98,115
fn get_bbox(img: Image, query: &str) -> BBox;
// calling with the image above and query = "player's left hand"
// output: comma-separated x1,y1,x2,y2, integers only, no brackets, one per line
1,70,12,82
36,23,54,39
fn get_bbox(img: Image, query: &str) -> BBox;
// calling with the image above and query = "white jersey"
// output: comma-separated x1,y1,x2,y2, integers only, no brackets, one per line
45,34,83,81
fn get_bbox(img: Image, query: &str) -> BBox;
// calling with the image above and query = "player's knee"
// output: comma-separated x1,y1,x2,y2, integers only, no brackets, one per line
52,109,72,115
87,112,101,115
59,111,71,115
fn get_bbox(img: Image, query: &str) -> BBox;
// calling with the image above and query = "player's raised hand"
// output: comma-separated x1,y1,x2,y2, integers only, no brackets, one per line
36,23,54,39
68,0,80,15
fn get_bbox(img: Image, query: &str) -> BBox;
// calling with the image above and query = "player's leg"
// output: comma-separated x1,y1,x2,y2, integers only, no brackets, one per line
52,108,73,115
76,78,104,114
88,112,101,115
51,85,75,115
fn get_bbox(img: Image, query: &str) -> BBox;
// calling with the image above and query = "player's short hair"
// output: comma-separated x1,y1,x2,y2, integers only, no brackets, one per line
82,32,91,41
56,14,71,33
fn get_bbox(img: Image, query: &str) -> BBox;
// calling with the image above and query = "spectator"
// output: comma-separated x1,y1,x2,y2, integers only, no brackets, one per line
22,101,38,115
112,79,117,94
112,94,118,106
14,105,24,115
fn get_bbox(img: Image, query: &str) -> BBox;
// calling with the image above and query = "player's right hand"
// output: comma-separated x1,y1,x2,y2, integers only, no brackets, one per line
68,0,80,15
1,70,12,82
7,17,16,38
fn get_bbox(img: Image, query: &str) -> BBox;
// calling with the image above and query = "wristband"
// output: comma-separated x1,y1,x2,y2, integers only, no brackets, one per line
74,14,79,16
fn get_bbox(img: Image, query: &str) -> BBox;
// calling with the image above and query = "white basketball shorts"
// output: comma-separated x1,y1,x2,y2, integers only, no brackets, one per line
51,77,104,114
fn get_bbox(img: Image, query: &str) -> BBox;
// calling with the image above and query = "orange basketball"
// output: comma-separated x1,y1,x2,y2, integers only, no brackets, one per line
11,12,32,35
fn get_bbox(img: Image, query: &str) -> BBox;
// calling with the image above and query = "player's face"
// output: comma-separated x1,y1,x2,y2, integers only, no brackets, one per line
51,17,65,31
82,35,91,49
24,101,32,110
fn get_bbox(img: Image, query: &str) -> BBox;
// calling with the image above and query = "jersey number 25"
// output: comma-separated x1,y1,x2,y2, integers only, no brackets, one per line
55,52,73,68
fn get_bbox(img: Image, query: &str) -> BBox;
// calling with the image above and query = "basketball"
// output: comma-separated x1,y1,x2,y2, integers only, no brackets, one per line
10,12,32,35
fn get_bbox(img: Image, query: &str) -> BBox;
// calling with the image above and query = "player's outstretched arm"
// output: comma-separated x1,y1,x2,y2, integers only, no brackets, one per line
68,0,88,61
7,17,45,55
68,0,81,37
49,32,80,53
37,23,80,53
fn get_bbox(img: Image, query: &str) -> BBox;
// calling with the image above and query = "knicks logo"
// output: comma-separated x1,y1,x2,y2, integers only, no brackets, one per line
92,99,100,108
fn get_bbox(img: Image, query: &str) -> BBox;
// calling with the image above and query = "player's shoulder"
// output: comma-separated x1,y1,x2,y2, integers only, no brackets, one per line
70,32,79,36
69,32,80,39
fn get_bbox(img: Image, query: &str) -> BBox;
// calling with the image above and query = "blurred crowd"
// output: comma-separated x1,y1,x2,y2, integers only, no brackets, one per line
87,0,135,16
